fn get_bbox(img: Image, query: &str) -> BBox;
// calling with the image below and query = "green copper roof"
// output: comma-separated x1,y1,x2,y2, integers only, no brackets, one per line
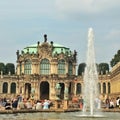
23,44,37,54
22,43,71,55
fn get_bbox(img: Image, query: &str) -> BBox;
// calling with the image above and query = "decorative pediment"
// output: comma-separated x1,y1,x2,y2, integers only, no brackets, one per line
38,42,52,57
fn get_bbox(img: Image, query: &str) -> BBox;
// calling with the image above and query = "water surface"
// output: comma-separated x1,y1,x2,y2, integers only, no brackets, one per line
0,112,120,120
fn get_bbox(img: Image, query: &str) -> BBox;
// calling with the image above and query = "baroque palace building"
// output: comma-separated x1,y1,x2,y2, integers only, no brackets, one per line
0,34,120,101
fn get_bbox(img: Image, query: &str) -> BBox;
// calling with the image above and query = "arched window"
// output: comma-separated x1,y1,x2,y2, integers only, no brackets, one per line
68,61,73,75
2,82,8,93
108,82,111,94
103,82,106,94
40,59,50,75
10,82,16,93
24,59,31,75
58,59,65,74
76,83,82,94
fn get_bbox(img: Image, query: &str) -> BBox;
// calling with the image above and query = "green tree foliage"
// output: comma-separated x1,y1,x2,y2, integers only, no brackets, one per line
5,63,15,75
78,62,109,76
98,63,109,75
110,50,120,67
77,63,86,75
0,62,6,74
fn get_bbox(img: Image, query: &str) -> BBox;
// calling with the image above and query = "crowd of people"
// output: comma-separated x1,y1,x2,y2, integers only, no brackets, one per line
0,95,53,111
0,94,120,111
104,97,120,109
73,95,120,110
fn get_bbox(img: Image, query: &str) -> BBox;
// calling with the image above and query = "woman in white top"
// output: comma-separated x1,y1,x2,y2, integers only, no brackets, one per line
36,100,42,110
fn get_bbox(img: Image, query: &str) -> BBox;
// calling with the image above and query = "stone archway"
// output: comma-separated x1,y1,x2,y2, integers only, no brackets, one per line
40,81,49,100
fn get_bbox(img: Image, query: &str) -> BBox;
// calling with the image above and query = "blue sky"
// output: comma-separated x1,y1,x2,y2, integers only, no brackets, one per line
0,0,120,69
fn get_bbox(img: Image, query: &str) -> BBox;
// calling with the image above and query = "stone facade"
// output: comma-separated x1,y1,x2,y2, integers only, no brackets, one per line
110,62,120,97
0,35,120,101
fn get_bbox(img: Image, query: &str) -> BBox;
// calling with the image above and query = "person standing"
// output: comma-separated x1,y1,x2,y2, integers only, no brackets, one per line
43,99,50,109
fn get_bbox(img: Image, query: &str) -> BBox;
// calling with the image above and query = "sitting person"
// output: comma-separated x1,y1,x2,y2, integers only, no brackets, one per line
25,99,32,109
12,98,18,110
36,100,42,110
5,99,12,110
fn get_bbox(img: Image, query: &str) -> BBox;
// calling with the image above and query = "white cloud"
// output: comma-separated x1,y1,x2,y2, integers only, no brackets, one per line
55,0,120,14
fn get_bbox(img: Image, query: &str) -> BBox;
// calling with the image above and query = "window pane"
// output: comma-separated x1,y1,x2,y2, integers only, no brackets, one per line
58,59,65,74
3,82,8,93
24,60,31,75
40,59,50,75
68,62,73,75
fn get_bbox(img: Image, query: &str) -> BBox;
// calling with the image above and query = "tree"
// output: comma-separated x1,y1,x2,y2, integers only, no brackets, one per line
5,63,15,75
78,63,86,75
98,63,109,75
0,62,6,74
110,50,120,67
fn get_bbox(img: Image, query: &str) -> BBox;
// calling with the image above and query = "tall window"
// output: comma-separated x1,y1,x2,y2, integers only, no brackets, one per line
68,61,73,75
103,82,106,94
10,83,16,93
40,59,50,75
3,82,8,93
58,59,65,74
24,59,31,75
108,82,111,94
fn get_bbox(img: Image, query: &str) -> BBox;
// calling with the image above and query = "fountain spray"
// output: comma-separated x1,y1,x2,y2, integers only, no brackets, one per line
83,28,99,115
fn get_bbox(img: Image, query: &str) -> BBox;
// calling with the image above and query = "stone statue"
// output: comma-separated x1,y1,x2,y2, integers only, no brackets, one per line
73,50,77,61
44,34,47,42
31,88,35,99
55,83,61,100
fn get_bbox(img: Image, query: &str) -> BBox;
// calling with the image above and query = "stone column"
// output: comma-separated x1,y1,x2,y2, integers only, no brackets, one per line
21,62,24,74
32,62,36,74
65,62,68,75
106,82,108,94
16,81,19,94
101,83,103,94
64,83,69,100
8,83,10,94
63,100,68,109
51,61,57,74
50,82,56,100
16,63,20,75
74,82,77,96
73,63,76,75
35,81,39,100
22,84,24,95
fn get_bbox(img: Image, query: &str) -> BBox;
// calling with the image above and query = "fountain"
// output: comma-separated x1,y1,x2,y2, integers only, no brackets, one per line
83,27,99,115
0,28,119,120
76,28,104,118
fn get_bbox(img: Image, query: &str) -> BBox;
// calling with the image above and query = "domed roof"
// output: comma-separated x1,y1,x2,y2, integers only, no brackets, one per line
22,42,71,55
